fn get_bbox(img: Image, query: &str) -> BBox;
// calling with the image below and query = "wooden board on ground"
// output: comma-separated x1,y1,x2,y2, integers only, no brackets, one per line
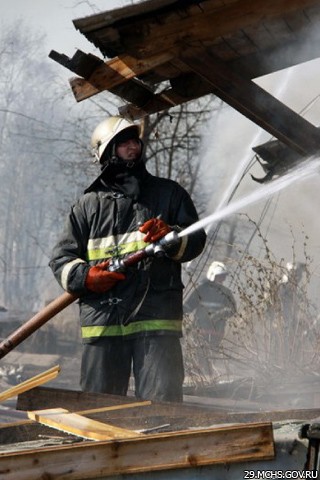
0,421,274,480
27,407,143,441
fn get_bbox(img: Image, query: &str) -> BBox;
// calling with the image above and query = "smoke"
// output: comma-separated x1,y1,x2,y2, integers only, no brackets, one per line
185,49,320,408
181,156,320,238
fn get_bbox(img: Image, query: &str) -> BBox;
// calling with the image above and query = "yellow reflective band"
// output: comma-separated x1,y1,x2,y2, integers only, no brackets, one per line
81,320,182,338
86,231,148,261
87,239,148,261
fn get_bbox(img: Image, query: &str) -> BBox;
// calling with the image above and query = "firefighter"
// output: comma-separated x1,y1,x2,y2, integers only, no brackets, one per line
185,261,236,348
49,116,206,402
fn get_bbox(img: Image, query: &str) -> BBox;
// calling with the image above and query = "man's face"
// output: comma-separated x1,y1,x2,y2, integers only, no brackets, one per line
215,274,227,284
116,138,141,162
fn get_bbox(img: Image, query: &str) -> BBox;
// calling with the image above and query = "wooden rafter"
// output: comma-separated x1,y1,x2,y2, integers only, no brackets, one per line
50,49,174,102
178,52,320,155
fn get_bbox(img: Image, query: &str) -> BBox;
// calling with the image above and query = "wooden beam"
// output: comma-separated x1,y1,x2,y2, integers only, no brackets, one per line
178,52,320,155
18,387,320,425
17,386,150,413
118,88,199,119
49,50,103,78
0,422,274,479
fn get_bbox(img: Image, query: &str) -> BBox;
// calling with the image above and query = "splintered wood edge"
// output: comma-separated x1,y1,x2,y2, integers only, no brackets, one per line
0,366,60,403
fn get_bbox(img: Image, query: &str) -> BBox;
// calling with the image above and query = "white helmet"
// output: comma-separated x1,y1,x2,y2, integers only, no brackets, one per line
206,261,228,282
91,116,140,163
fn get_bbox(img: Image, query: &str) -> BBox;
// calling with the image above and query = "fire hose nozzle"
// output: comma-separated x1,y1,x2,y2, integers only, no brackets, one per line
109,230,181,271
145,230,180,256
158,230,180,249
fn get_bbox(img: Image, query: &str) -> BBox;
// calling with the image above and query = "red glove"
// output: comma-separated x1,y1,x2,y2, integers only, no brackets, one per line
139,218,171,243
85,261,125,293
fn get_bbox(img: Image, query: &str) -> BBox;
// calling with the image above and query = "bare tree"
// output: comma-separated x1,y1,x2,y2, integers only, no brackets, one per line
141,97,219,210
0,23,87,309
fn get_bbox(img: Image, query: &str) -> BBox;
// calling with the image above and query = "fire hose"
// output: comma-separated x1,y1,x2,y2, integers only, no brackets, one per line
0,231,180,360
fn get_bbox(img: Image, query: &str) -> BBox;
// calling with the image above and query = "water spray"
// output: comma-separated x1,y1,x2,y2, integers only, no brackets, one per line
179,156,320,238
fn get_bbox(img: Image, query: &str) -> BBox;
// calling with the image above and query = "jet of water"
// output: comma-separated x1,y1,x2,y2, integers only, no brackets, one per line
180,156,320,238
209,69,294,218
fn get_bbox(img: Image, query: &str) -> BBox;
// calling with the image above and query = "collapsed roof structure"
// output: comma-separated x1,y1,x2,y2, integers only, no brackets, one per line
50,0,320,160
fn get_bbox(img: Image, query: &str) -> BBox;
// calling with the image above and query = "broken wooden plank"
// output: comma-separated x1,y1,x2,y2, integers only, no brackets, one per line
0,366,60,404
49,50,103,78
27,407,143,441
67,51,174,102
0,401,151,431
0,422,274,479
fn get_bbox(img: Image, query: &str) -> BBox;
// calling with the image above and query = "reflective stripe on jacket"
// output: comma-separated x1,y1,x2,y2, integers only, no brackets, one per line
81,319,182,339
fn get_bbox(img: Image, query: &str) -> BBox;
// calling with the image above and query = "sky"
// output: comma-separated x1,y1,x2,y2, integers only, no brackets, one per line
1,0,133,61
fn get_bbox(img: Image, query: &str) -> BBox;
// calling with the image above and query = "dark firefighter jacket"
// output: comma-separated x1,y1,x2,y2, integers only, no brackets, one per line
49,167,206,343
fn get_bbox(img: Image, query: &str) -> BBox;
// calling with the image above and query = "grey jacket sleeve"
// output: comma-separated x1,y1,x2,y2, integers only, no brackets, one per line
167,185,206,263
49,201,91,294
